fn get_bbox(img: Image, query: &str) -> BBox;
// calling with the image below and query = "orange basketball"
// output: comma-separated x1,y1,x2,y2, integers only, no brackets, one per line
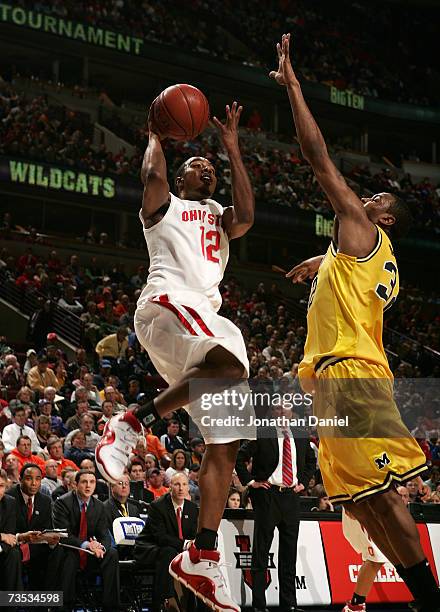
151,84,210,141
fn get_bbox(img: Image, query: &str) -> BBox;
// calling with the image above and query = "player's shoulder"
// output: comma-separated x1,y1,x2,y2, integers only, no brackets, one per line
373,226,397,266
378,226,395,254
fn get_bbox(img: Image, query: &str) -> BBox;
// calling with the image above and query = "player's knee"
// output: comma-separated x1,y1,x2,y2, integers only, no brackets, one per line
206,346,245,379
343,501,369,523
224,362,245,379
209,361,244,379
367,489,399,517
203,440,240,463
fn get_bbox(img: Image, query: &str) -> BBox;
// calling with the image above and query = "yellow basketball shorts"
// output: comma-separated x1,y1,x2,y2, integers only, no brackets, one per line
314,359,427,503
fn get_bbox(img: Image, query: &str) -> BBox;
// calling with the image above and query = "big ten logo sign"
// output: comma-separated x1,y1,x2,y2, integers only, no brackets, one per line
330,87,365,110
234,535,307,591
315,214,334,238
234,535,274,589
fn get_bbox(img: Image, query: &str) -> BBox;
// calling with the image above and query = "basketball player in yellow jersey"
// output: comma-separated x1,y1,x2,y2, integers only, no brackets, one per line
270,34,440,611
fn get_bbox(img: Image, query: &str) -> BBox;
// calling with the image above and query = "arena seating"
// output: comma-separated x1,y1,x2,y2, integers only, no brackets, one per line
1,84,439,232
14,0,440,106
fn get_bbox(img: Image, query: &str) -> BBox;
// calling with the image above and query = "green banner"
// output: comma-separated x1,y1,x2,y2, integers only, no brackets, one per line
4,159,115,199
0,3,143,55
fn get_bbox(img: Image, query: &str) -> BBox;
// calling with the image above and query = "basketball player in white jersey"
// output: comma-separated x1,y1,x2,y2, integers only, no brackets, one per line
341,508,389,612
96,102,255,612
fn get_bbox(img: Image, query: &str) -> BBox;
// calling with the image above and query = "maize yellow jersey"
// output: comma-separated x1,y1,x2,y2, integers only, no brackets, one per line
299,226,398,380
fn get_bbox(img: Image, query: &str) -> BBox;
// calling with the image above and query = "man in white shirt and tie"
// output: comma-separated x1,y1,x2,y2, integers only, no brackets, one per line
2,403,41,453
236,402,316,612
134,473,199,610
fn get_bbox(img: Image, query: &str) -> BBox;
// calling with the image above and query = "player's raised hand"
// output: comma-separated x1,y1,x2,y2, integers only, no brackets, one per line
269,33,298,87
212,101,242,152
285,255,324,283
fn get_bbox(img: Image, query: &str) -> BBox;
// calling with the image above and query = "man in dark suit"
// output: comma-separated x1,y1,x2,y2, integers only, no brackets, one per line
0,469,22,590
8,462,63,591
53,469,120,610
104,473,141,560
78,457,109,501
236,403,316,612
134,472,198,609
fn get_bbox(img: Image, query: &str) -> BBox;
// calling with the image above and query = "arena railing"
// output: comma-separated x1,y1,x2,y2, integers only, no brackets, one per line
0,269,84,347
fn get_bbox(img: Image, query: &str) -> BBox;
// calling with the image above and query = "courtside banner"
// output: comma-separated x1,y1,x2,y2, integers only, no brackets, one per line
219,518,330,607
427,524,440,581
320,521,438,603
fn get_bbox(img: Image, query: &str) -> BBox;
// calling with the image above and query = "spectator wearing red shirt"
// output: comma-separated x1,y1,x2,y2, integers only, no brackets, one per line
46,438,78,477
113,294,130,318
47,250,62,272
246,108,263,130
15,266,41,291
146,468,169,499
144,428,171,463
17,247,37,271
8,435,46,473
96,287,114,314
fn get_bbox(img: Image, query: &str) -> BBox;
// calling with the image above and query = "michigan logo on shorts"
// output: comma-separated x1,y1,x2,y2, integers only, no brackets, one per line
374,452,391,470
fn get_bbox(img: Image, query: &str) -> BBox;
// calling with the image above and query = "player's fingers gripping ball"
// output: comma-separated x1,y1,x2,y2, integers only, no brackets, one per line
151,84,210,140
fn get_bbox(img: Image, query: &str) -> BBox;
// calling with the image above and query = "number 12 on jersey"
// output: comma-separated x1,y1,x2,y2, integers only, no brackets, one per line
200,226,220,263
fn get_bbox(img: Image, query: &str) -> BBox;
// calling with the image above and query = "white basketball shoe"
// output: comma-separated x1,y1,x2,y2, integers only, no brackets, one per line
95,411,141,482
169,543,239,612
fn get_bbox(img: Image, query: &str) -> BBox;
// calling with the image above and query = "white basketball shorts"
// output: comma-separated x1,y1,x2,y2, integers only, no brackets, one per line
134,293,255,444
342,508,388,563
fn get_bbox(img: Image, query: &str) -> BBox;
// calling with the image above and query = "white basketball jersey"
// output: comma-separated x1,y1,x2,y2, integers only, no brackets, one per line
138,193,229,312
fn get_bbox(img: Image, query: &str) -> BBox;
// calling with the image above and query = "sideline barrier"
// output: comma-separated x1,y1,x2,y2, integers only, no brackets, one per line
219,511,440,606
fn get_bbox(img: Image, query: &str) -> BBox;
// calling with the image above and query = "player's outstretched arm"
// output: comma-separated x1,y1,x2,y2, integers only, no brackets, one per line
140,112,170,221
213,102,254,240
270,34,376,256
285,255,324,283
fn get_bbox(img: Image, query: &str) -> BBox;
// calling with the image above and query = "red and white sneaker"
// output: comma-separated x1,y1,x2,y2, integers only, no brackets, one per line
95,411,141,483
169,543,239,612
342,602,366,612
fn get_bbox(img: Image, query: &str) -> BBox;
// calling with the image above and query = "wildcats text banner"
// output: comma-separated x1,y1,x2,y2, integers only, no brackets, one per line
1,158,116,200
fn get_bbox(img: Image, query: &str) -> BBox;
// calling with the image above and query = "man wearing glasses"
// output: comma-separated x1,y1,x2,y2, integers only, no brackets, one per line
104,475,142,560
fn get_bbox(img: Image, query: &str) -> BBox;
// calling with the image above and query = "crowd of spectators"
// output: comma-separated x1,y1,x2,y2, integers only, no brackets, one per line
2,82,440,236
14,0,440,106
0,245,439,602
1,243,438,373
0,241,439,512
348,165,440,235
0,86,141,177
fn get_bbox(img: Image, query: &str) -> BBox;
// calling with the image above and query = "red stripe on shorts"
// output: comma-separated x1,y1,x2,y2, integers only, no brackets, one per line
152,295,198,336
182,304,214,337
